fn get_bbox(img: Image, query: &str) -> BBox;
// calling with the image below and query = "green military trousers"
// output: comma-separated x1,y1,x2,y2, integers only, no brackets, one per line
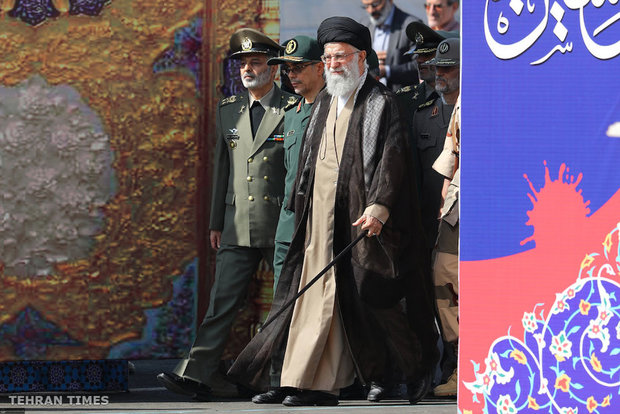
173,244,274,385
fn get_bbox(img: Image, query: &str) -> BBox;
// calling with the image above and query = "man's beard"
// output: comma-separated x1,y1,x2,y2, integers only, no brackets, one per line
369,1,393,26
242,67,272,89
325,59,361,98
435,74,459,94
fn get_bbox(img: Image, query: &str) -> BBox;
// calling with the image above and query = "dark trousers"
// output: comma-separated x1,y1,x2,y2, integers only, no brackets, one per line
174,244,273,384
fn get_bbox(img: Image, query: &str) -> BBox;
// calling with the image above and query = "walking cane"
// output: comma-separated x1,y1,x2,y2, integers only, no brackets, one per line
258,230,368,332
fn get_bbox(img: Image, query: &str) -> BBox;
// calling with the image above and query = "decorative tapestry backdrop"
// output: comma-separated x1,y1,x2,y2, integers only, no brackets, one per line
0,0,280,362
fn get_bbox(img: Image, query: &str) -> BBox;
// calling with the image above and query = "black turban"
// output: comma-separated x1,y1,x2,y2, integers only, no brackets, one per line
317,16,372,57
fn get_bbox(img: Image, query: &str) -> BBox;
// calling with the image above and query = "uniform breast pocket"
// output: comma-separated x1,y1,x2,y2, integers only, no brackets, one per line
417,132,437,151
283,133,297,150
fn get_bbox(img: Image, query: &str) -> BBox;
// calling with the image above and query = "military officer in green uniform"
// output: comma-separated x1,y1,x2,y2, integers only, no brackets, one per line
268,35,324,289
158,27,298,401
250,35,326,405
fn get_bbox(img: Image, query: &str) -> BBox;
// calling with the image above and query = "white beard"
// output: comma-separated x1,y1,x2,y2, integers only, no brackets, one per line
242,67,272,90
325,59,361,97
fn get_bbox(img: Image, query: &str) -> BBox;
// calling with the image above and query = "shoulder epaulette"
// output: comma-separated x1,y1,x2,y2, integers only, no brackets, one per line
418,98,436,110
396,85,413,95
220,95,240,106
283,95,300,111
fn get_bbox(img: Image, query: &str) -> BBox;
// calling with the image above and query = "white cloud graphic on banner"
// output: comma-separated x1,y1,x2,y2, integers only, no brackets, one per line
606,122,620,138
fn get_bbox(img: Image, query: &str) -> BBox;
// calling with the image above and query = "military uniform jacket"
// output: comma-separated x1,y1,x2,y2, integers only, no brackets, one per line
412,96,454,249
274,98,313,244
396,81,438,118
396,82,439,197
209,85,298,247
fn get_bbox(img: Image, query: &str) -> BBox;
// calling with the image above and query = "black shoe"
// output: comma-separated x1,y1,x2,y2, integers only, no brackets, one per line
283,390,338,406
252,387,294,404
407,372,432,405
366,381,385,402
157,372,212,401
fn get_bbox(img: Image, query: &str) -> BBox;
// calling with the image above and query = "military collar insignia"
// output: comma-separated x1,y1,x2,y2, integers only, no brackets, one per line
431,105,439,117
418,98,435,110
283,95,300,111
396,85,412,94
220,95,238,106
285,39,297,55
415,32,424,47
439,42,449,54
229,128,238,135
287,129,295,136
241,37,252,51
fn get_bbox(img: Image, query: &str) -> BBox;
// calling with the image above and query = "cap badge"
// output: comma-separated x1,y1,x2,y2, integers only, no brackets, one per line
415,33,424,46
439,42,449,54
285,39,298,55
241,37,253,51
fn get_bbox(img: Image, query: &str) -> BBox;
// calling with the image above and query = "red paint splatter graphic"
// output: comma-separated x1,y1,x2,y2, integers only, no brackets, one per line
459,162,620,414
521,162,591,249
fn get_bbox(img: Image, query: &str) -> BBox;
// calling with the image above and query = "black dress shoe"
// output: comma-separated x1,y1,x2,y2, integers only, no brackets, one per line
366,381,385,402
157,372,212,400
407,372,432,405
282,390,338,406
252,387,294,404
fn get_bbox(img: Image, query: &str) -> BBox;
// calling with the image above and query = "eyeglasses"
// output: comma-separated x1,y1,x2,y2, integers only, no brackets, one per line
424,2,445,11
281,62,317,76
360,0,385,9
320,51,361,64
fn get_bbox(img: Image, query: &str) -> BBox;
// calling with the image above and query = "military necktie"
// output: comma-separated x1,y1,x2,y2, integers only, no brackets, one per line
250,100,265,139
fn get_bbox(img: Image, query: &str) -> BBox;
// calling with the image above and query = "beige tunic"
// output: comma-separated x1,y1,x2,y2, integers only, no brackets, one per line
280,94,356,392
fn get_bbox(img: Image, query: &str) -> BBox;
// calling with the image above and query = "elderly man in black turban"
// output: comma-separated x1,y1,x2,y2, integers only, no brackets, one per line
229,16,438,407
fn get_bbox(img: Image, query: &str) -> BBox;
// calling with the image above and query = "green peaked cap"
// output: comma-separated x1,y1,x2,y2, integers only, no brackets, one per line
268,35,322,65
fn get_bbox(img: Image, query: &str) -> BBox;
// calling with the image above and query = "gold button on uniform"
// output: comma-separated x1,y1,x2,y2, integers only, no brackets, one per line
248,195,254,201
248,157,253,163
263,195,270,201
247,176,253,182
263,175,269,180
230,141,236,148
263,156,268,161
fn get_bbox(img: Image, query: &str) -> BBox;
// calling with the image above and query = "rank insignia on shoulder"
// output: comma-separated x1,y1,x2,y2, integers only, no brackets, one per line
396,85,413,94
267,134,285,142
220,95,238,106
